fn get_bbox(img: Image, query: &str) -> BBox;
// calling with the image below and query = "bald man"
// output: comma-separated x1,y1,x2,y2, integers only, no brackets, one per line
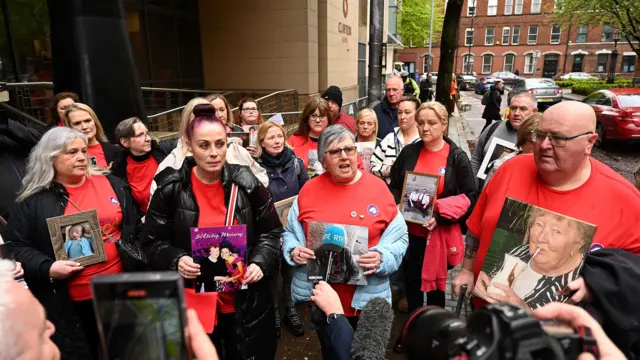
374,76,404,139
452,101,640,309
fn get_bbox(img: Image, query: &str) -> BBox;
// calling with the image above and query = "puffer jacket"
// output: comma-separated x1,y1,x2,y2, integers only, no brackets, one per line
142,158,282,360
4,175,141,360
258,154,308,202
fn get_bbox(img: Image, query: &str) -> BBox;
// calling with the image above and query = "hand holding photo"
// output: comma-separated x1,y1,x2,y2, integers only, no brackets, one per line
476,137,517,180
474,198,596,310
248,125,259,147
399,171,440,225
46,210,107,267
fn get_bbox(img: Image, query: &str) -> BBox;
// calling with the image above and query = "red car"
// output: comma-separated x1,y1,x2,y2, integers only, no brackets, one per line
583,88,640,146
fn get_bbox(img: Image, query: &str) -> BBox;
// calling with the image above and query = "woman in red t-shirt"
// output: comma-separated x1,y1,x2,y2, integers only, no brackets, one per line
63,103,122,171
287,98,335,168
5,127,142,360
143,104,282,360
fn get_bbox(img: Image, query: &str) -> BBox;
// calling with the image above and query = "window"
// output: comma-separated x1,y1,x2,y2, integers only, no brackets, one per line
524,53,535,74
504,0,513,14
485,27,495,45
576,24,588,43
531,0,541,13
596,54,609,73
515,0,523,14
487,0,498,15
622,55,636,73
463,55,474,74
502,27,511,44
388,0,399,36
572,55,584,72
550,24,561,44
467,0,477,16
528,25,539,44
465,29,475,46
601,23,613,42
512,26,520,44
504,54,515,72
482,55,493,73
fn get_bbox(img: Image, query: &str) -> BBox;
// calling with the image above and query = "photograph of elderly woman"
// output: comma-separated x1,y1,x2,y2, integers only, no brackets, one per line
63,222,95,259
400,171,440,225
356,142,375,173
474,198,596,310
306,222,368,286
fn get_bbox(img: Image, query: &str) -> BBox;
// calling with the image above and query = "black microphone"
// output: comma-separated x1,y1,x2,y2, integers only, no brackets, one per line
351,297,394,360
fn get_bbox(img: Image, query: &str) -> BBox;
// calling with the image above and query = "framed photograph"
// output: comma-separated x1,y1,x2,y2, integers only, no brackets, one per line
274,196,296,228
356,142,376,173
399,171,440,225
46,210,107,267
248,125,259,147
476,137,518,180
474,198,596,310
308,149,324,177
228,132,250,147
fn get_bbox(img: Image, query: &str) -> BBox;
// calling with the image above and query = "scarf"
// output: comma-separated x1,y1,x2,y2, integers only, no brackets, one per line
260,146,295,170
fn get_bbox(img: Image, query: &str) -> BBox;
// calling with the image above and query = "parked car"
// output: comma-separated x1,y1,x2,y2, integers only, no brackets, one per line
490,71,523,86
475,78,498,94
583,88,640,147
508,78,563,107
456,74,477,90
559,72,599,80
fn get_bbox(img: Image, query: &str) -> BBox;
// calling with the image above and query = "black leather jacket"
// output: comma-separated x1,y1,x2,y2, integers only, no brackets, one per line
142,157,282,359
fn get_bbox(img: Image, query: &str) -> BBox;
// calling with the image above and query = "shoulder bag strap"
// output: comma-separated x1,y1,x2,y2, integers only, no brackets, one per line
225,183,239,226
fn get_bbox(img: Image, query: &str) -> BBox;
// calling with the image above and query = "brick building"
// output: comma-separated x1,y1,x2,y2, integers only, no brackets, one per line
396,0,639,79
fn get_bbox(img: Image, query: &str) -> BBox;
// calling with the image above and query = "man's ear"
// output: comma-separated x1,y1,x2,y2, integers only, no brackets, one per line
532,108,539,113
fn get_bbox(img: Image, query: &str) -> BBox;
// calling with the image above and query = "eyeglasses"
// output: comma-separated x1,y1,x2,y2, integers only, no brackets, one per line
242,108,258,112
310,114,328,121
530,130,593,147
325,146,357,158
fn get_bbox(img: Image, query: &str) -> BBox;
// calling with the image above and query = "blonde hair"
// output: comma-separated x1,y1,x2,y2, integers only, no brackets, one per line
63,103,108,142
356,109,379,142
255,121,288,158
516,113,542,148
415,101,449,127
179,97,211,150
205,93,234,129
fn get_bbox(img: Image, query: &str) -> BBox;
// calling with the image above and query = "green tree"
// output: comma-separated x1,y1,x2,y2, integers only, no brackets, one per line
552,0,640,56
398,0,445,47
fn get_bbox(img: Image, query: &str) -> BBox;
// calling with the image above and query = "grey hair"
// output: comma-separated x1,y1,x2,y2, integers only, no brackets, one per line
0,259,25,359
17,127,91,202
318,124,356,158
114,117,143,146
512,92,538,110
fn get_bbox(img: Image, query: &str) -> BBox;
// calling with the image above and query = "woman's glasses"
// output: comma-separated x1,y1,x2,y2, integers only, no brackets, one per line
242,107,258,112
310,114,328,121
325,146,357,158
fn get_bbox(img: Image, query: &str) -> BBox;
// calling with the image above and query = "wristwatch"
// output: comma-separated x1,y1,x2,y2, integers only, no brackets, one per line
326,313,345,324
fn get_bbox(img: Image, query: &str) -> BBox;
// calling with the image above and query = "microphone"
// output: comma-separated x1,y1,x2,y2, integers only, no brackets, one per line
351,297,394,360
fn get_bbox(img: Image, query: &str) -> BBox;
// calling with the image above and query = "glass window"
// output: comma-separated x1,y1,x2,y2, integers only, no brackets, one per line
524,54,535,74
482,55,493,73
525,79,557,88
576,24,588,43
515,0,523,14
388,0,399,35
504,54,515,72
550,24,561,44
463,55,474,74
177,18,203,88
504,0,513,15
485,27,495,45
601,23,613,42
512,26,520,44
465,29,475,46
584,92,604,105
528,25,539,44
622,55,636,73
572,55,584,72
467,0,477,16
618,94,640,108
596,54,608,73
487,0,498,15
531,0,541,13
502,27,510,44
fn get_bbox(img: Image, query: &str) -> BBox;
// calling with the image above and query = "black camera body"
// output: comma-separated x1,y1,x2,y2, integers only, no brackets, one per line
403,303,599,360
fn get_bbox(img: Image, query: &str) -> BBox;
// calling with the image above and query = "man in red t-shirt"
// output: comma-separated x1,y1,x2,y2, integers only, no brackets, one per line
321,86,356,135
453,101,640,308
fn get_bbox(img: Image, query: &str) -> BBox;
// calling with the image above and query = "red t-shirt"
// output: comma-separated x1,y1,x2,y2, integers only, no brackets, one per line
407,142,450,237
65,175,123,301
88,143,108,169
191,169,236,314
288,133,365,170
335,112,356,134
297,172,398,316
467,154,640,282
126,155,159,215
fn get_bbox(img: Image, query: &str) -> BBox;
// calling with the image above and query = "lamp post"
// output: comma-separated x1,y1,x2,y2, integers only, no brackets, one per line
467,1,476,75
607,29,621,84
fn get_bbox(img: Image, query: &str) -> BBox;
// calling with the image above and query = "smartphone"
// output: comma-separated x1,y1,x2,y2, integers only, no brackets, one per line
91,272,191,360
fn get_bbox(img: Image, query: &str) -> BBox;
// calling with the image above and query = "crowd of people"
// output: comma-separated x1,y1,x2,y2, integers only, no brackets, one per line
0,75,639,360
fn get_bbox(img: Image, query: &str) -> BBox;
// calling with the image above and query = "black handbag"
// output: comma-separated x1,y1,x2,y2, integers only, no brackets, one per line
115,239,148,271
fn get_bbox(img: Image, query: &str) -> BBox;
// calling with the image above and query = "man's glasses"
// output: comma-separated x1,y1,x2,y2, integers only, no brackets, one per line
325,146,357,158
310,114,328,121
242,108,258,112
530,131,593,147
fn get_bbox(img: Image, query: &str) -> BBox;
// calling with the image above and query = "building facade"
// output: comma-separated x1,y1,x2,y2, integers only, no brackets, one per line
396,0,638,79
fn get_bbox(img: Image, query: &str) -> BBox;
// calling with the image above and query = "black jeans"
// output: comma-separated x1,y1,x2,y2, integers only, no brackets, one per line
405,233,446,314
73,299,100,359
209,312,242,360
317,315,359,359
272,258,296,309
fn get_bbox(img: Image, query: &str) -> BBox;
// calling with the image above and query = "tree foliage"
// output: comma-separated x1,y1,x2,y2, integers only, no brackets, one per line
398,0,445,47
552,0,640,55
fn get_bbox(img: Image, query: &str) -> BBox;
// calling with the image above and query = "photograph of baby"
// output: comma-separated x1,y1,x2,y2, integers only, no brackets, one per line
191,226,248,293
356,142,375,173
399,171,440,225
474,198,596,310
306,222,368,286
476,137,518,180
63,222,95,259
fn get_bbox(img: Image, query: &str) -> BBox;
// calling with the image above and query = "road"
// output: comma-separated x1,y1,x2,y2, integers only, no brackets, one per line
459,91,640,184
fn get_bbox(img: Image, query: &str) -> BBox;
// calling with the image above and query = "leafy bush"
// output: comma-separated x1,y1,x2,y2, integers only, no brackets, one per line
556,78,634,96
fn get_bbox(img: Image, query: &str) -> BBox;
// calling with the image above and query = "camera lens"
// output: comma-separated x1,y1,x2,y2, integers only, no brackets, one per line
403,307,467,360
